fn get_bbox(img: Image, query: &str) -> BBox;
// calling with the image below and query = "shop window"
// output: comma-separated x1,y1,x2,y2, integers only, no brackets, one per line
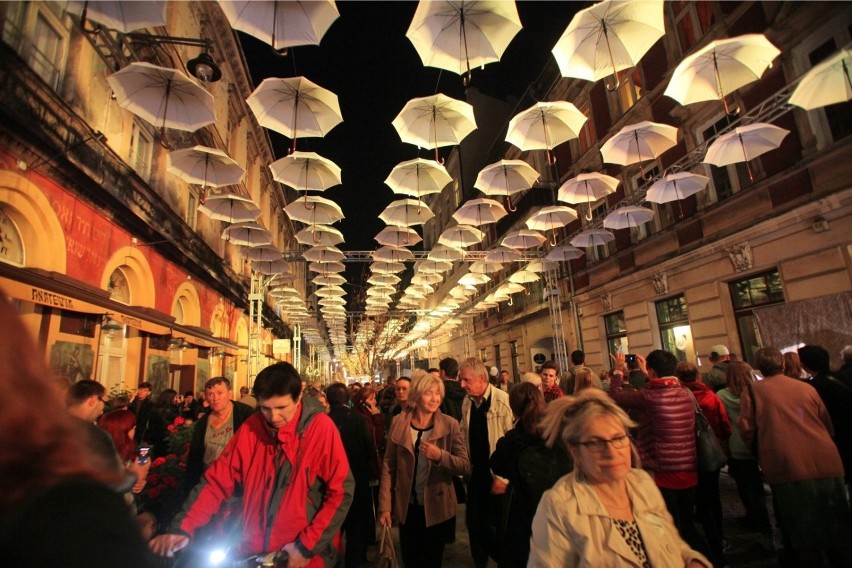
670,1,715,55
656,295,695,362
730,270,784,365
0,207,25,266
699,114,748,203
2,1,68,90
604,311,629,362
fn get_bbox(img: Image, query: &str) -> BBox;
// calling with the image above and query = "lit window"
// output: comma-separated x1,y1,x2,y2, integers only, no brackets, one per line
576,100,596,155
730,270,784,365
0,207,25,266
612,68,645,116
604,311,628,361
656,295,694,362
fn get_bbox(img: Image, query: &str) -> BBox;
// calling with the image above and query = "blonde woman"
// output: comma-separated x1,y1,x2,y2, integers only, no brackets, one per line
379,372,470,567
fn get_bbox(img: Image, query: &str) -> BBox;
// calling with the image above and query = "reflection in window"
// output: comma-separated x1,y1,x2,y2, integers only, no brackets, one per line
604,311,628,362
731,270,784,365
656,295,694,362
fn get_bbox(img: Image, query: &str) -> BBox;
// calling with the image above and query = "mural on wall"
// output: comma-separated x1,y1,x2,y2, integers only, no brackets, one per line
50,341,94,381
146,355,170,394
196,359,209,394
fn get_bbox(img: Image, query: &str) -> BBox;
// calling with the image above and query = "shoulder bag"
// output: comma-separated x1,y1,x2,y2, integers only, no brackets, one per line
688,391,727,472
376,523,397,568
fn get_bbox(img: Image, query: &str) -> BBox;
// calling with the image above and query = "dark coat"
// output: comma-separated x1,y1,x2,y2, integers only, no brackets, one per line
808,373,852,483
439,379,466,421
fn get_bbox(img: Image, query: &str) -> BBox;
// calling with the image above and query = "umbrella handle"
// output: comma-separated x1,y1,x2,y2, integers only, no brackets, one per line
303,194,315,210
722,96,741,116
585,204,593,221
463,70,472,87
546,149,558,166
508,296,513,307
605,75,626,92
312,228,322,244
551,229,558,246
506,195,517,213
272,46,289,57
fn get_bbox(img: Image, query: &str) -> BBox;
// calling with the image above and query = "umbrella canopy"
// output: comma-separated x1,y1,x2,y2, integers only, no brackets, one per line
284,195,344,224
217,0,340,52
498,282,526,296
475,159,540,211
67,1,167,33
665,34,780,114
524,259,559,273
557,171,621,220
452,198,507,226
501,229,546,249
411,272,442,285
314,285,346,298
485,246,522,264
384,158,452,200
645,172,709,204
246,76,343,151
703,122,789,181
552,0,665,86
438,225,485,248
313,273,346,286
789,48,852,110
406,0,522,82
302,245,345,263
269,151,342,192
603,205,655,230
506,101,588,164
546,245,585,262
371,261,407,274
295,224,344,246
427,244,466,262
318,296,346,306
525,205,579,244
460,273,491,286
416,260,453,274
221,222,273,246
268,285,300,298
469,259,503,274
508,270,540,284
570,229,615,248
374,225,422,247
309,261,346,274
600,120,678,177
107,62,215,135
379,198,435,227
392,94,477,161
240,245,281,262
372,246,415,262
167,146,245,189
251,259,291,275
198,193,261,223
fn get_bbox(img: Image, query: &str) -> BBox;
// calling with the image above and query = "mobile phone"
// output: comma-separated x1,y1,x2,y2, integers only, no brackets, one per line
625,354,637,363
137,446,151,465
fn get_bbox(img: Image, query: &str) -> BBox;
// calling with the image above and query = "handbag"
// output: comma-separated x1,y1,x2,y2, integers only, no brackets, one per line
690,394,727,472
376,523,397,568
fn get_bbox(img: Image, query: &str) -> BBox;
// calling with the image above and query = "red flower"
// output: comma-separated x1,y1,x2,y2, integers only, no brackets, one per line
147,473,160,485
147,486,162,499
173,416,186,426
167,424,176,433
152,457,167,467
164,476,179,488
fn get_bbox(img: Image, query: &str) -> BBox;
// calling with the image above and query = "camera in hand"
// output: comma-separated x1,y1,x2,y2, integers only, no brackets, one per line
137,446,151,465
625,354,637,363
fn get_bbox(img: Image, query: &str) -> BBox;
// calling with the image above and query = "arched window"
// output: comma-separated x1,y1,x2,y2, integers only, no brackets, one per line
108,268,131,304
0,207,25,266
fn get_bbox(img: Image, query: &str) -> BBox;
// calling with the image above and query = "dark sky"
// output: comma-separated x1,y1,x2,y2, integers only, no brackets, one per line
240,1,580,305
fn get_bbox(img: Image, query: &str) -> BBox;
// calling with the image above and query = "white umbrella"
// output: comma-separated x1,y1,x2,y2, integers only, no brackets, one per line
406,0,522,83
665,34,780,115
524,259,559,273
167,146,245,189
485,246,522,264
367,284,397,296
240,245,281,262
452,198,507,226
646,172,709,216
501,229,546,250
371,261,407,274
392,94,477,162
107,62,215,138
217,0,340,52
703,122,789,182
508,270,540,284
474,159,541,212
246,76,343,152
384,158,452,201
552,0,665,88
525,205,579,244
428,244,465,262
416,260,453,274
411,273,442,285
557,172,620,220
251,259,291,275
67,1,167,33
438,225,484,248
222,222,273,246
313,273,346,286
600,120,678,178
284,195,344,225
459,273,491,286
303,246,345,263
269,151,342,193
789,48,852,110
319,296,346,307
375,226,422,247
546,245,585,262
603,205,655,230
372,246,415,262
469,260,503,274
295,224,344,246
506,101,588,165
570,229,615,248
309,261,345,274
379,199,435,227
268,285,300,298
197,193,261,223
315,285,346,298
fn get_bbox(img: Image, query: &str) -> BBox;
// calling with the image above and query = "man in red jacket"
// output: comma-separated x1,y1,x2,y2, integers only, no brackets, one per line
150,362,354,567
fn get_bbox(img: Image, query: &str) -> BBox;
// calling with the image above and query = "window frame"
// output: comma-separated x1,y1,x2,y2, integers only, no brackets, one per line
729,269,784,365
129,121,154,182
604,311,629,363
2,2,69,90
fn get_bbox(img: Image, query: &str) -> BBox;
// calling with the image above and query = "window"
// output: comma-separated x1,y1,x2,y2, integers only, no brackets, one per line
576,100,596,155
611,68,645,116
187,190,199,231
479,347,487,364
129,122,153,181
494,344,501,371
629,166,660,241
604,311,628,362
108,268,130,304
58,311,97,338
509,340,519,381
588,203,611,262
0,207,25,266
656,295,695,362
2,2,68,90
670,1,715,54
699,115,748,203
730,270,784,365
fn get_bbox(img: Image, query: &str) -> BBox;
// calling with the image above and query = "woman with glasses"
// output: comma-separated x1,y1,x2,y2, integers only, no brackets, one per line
529,389,711,568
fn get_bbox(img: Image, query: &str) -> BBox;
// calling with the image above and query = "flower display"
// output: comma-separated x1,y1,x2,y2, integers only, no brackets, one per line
140,415,194,528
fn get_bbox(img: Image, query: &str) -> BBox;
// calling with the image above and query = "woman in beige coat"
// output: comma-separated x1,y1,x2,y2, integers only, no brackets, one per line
529,390,710,568
378,372,470,567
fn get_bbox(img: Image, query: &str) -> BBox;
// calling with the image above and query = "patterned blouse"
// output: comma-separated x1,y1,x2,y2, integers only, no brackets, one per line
612,518,652,568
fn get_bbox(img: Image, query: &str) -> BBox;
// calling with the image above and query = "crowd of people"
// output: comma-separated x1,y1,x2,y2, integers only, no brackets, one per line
2,284,851,567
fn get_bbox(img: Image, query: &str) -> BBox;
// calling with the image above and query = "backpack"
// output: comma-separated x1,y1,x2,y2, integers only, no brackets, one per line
516,440,573,508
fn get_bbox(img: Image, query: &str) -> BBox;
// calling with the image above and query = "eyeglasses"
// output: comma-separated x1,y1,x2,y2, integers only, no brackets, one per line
98,397,108,405
573,434,630,453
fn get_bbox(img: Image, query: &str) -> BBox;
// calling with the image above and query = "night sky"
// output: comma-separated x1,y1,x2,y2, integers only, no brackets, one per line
239,1,581,307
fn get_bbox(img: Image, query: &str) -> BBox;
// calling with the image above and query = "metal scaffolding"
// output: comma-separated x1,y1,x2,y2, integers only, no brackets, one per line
544,268,570,376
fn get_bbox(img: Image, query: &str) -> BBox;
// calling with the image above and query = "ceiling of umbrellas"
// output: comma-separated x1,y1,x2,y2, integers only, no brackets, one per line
94,0,851,364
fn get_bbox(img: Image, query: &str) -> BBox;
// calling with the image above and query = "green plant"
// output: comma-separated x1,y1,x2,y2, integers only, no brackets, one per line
139,416,194,530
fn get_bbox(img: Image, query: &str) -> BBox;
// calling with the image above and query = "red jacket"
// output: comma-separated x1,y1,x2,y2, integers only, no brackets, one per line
683,381,732,442
173,397,354,564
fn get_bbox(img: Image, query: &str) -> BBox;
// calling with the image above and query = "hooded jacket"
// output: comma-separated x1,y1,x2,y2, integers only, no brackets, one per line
172,397,354,564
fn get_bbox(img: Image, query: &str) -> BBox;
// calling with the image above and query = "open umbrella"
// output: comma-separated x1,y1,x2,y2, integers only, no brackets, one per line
475,159,540,212
485,246,522,264
372,246,415,262
411,273,441,286
67,1,167,33
309,261,346,274
384,158,452,202
406,0,522,84
168,146,245,191
452,198,507,226
501,229,546,249
379,199,435,227
524,259,559,273
438,225,484,248
416,260,453,274
557,172,620,220
318,296,346,307
570,229,615,248
665,34,780,115
198,193,261,223
506,102,588,164
703,122,789,182
552,0,665,89
268,285,300,298
303,246,345,263
600,121,678,179
269,151,342,193
217,0,340,53
371,261,407,274
107,62,215,141
284,195,344,225
295,224,344,246
313,273,347,286
508,269,540,284
240,245,282,262
314,285,346,298
546,245,585,262
370,273,401,285
247,76,343,152
469,260,503,274
251,259,291,275
603,205,655,230
392,94,477,162
525,205,579,245
788,48,852,110
375,225,422,247
428,244,466,262
645,172,710,217
222,222,273,246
